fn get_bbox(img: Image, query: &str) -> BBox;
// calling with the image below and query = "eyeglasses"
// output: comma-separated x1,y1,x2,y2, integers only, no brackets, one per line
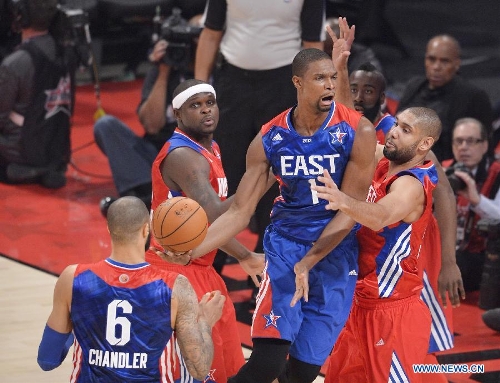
452,137,485,146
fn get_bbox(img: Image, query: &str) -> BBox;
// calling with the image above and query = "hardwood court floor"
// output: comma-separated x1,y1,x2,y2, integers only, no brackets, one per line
0,80,498,382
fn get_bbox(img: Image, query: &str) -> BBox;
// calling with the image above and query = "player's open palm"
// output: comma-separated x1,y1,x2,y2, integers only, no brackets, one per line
199,290,225,327
312,170,344,211
327,17,354,72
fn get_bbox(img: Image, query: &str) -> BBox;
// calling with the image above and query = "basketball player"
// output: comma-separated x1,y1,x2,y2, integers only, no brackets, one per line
146,79,264,382
188,44,377,382
37,196,224,381
349,62,396,144
341,55,464,370
313,107,442,383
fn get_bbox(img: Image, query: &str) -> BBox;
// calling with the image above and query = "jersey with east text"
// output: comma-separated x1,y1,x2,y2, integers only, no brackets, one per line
70,258,180,382
261,102,361,243
356,158,438,300
149,129,227,266
374,112,396,144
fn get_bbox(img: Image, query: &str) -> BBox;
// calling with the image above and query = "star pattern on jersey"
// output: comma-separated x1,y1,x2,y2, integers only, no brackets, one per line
44,75,72,119
330,128,347,144
263,310,281,328
204,369,216,382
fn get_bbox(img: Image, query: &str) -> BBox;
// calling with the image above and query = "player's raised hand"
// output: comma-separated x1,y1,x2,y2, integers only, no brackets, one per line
199,290,226,327
327,17,355,72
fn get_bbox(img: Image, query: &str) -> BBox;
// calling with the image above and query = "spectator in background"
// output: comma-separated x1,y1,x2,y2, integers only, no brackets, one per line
443,117,500,292
0,0,73,189
397,34,493,162
95,10,204,216
194,0,325,279
95,39,183,214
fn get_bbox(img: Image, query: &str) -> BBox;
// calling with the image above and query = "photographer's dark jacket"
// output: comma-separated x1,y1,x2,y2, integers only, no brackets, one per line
0,34,71,170
444,158,500,253
397,76,493,162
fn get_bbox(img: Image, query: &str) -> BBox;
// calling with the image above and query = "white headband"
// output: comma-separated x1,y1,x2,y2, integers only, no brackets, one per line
172,84,216,109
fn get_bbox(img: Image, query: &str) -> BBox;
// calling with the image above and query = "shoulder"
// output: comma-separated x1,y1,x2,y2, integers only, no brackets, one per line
57,264,78,288
261,109,291,136
333,102,362,128
1,49,33,73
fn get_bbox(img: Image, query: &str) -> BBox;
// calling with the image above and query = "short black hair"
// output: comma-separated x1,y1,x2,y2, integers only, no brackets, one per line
27,0,58,31
353,62,387,92
292,48,331,77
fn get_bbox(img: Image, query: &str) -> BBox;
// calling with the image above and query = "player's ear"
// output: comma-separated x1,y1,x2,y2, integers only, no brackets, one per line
292,75,302,90
420,136,435,151
142,222,150,239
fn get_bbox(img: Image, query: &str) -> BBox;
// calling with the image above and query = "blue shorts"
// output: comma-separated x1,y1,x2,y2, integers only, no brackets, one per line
251,225,359,366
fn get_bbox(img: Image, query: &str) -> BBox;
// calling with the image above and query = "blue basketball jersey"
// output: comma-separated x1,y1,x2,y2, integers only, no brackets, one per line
261,102,362,243
70,258,179,382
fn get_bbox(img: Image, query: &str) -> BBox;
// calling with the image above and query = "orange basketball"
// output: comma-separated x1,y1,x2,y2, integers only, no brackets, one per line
151,196,208,252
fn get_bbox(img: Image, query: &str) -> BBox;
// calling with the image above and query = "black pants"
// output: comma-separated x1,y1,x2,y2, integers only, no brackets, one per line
456,249,486,292
213,59,297,254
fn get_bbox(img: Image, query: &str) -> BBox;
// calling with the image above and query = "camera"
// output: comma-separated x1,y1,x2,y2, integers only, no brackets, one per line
477,218,500,254
154,7,202,69
49,5,92,67
477,218,500,310
445,162,473,193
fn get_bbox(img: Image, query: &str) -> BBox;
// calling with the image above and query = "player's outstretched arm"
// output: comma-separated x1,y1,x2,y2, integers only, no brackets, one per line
190,133,272,259
172,275,224,380
38,265,76,371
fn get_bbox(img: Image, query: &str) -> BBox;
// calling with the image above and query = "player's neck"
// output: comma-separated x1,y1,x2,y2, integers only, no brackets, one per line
110,244,147,265
387,155,426,176
293,107,327,136
22,29,48,42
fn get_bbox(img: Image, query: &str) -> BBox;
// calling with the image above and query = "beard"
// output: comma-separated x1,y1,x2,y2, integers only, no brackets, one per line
383,140,419,165
356,99,382,123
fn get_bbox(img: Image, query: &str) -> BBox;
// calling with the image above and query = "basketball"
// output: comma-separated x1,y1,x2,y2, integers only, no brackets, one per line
151,196,208,253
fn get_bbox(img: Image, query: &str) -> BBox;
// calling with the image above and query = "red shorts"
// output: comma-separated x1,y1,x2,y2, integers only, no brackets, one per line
325,294,431,383
146,252,245,382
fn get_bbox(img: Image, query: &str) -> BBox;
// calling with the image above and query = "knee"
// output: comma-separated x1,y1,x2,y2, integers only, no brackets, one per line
94,115,119,141
230,339,290,383
280,357,322,383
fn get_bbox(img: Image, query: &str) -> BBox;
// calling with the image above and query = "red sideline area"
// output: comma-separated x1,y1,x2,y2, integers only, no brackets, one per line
1,80,499,382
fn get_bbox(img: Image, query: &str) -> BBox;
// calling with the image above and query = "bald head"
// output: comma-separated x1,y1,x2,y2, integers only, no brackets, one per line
427,35,461,58
405,107,442,142
107,196,149,244
425,35,461,89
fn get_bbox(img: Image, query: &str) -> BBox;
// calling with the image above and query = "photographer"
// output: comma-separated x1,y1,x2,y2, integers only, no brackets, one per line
0,0,74,188
95,11,202,216
443,117,500,291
